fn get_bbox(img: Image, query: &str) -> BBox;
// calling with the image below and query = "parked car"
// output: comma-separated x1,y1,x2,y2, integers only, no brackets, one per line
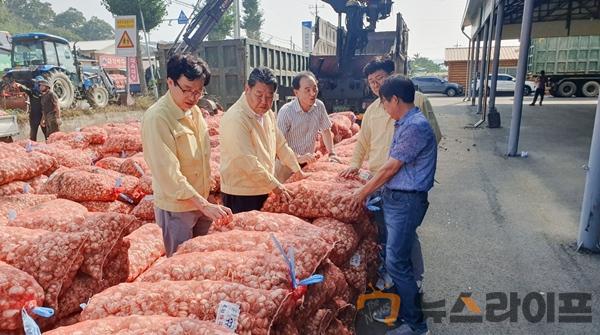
476,74,536,96
411,76,464,97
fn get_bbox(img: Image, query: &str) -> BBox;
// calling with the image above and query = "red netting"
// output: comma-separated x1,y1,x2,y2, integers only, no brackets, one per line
80,280,294,335
46,315,233,335
0,227,87,309
123,223,165,282
0,151,57,186
0,261,45,331
137,250,292,290
312,218,360,266
261,180,364,223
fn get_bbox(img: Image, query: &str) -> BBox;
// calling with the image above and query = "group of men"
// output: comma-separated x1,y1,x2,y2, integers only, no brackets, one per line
142,53,439,335
10,76,62,141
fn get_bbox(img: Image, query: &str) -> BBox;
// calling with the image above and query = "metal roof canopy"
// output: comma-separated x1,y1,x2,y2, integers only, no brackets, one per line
462,0,600,38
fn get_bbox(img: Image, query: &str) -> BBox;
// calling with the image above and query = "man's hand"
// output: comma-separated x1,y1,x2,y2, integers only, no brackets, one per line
40,119,46,128
273,184,293,202
296,170,311,180
198,202,233,222
340,166,359,178
298,153,318,164
350,189,367,212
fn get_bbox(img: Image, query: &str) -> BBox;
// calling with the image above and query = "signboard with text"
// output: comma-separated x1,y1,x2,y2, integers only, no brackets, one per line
127,57,140,85
302,21,313,53
115,15,137,57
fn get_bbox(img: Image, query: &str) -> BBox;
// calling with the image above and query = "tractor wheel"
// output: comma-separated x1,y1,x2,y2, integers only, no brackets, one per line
87,86,109,108
45,70,75,109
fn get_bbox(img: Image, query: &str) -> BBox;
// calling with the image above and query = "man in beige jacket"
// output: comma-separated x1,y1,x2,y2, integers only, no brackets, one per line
141,54,232,256
220,67,305,213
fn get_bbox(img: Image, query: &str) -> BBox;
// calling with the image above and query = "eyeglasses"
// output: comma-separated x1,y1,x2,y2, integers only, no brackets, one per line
174,80,205,98
367,74,388,86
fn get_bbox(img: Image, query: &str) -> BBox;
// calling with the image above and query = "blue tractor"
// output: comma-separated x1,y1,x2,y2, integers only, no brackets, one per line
4,33,113,108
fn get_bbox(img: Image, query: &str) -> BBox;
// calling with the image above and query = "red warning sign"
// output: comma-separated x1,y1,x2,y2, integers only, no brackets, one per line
117,31,134,49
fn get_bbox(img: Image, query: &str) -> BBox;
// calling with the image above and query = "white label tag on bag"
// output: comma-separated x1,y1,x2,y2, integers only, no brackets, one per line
350,252,362,268
215,300,240,332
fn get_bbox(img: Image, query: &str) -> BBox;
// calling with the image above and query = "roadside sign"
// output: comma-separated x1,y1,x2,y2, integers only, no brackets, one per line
178,11,189,25
302,21,312,53
115,15,137,57
127,57,140,85
98,54,126,70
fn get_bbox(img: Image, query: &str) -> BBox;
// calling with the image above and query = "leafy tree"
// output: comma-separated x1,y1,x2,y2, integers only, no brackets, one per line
54,7,86,31
5,0,56,28
241,0,263,40
78,16,114,40
102,0,168,95
208,6,235,41
409,54,444,75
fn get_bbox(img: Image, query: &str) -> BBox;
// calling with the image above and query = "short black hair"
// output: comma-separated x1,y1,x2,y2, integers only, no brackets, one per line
292,71,316,90
248,67,278,91
540,70,545,75
379,74,415,103
363,57,395,77
167,53,211,86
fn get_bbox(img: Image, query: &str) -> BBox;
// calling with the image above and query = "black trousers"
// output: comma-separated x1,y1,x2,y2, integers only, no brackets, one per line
532,88,544,105
29,101,46,141
221,193,269,214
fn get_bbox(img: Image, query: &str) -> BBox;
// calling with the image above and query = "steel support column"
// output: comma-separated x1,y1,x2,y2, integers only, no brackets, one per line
471,31,481,106
488,0,505,128
507,0,535,156
577,96,600,252
464,38,475,101
477,20,490,115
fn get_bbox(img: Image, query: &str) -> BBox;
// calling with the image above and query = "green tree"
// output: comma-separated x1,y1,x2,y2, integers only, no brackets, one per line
208,6,235,41
241,0,263,40
54,7,86,31
5,0,56,28
78,16,114,40
102,0,167,95
410,53,444,75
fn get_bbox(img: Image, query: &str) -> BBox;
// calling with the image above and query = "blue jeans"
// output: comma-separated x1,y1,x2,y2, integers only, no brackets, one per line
382,189,429,332
370,190,424,282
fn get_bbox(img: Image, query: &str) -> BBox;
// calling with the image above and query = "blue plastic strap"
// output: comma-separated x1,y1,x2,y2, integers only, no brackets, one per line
21,309,41,335
118,193,134,204
288,247,297,288
298,274,324,286
31,307,54,318
25,142,33,153
115,177,123,188
366,196,382,212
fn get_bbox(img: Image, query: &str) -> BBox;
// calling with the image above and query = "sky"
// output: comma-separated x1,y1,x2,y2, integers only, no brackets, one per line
44,0,473,61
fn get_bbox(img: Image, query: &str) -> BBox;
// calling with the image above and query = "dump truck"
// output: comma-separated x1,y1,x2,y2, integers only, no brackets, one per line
528,36,600,97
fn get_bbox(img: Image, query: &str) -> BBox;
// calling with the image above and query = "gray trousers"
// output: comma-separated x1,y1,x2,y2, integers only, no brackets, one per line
154,207,212,257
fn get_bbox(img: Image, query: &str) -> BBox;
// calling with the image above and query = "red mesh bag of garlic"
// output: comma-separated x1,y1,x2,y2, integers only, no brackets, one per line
0,227,87,309
138,174,153,195
131,195,155,221
286,170,366,188
209,210,337,245
47,131,94,149
0,175,47,196
0,261,45,331
94,156,125,171
312,217,360,266
0,142,24,159
80,126,109,145
176,230,333,278
102,134,142,154
0,194,57,225
80,200,134,214
296,259,350,323
123,223,165,282
298,308,334,335
261,179,364,223
29,142,97,167
119,153,149,178
137,250,291,291
80,280,295,335
0,151,57,185
46,315,233,335
42,166,141,203
7,204,138,281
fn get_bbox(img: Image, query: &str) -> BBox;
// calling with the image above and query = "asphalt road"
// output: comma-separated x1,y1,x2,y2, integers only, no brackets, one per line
416,95,600,334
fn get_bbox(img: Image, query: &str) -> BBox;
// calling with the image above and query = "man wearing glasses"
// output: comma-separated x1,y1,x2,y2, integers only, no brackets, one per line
141,53,232,257
219,67,305,213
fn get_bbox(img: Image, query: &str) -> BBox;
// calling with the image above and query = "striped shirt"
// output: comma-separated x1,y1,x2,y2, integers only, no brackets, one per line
277,98,332,155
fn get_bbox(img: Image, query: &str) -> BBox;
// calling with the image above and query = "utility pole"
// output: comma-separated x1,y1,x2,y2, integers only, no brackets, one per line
139,3,158,98
234,0,241,39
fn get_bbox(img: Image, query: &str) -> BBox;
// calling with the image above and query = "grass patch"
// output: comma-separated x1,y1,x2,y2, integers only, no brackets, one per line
10,95,157,125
